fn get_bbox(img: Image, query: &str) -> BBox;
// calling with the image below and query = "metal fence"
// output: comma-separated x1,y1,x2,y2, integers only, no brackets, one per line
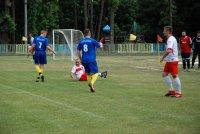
0,43,166,55
117,43,166,53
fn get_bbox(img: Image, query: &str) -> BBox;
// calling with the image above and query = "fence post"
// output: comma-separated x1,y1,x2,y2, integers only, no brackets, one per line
151,43,153,53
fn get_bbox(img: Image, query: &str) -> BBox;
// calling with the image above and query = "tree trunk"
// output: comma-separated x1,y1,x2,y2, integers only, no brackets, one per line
4,0,10,44
84,0,88,29
12,0,15,43
110,8,115,46
169,0,173,26
74,1,78,29
97,0,104,40
89,0,93,37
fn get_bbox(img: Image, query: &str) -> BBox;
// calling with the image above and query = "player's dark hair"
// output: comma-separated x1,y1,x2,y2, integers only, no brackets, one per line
164,26,173,33
197,30,200,33
84,29,91,36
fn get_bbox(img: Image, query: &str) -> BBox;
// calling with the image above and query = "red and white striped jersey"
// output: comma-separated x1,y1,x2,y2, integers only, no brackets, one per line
71,65,85,80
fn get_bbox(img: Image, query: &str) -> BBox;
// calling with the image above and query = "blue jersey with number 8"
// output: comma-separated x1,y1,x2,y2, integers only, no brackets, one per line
77,37,100,63
33,36,48,51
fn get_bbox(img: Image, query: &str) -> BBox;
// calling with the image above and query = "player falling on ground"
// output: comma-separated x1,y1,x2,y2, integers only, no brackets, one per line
160,26,182,98
70,59,107,81
28,30,56,82
77,29,103,92
179,30,192,72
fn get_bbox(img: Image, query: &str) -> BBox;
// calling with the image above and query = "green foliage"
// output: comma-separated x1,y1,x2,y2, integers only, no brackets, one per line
0,12,16,33
58,0,86,31
135,0,176,41
115,0,137,34
108,0,121,9
28,0,59,34
159,0,177,26
2,0,199,43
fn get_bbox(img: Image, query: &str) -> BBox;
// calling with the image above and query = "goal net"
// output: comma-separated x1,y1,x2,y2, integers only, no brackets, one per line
52,29,84,61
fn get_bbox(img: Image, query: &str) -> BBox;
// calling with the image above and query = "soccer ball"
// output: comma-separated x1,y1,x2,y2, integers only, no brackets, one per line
22,36,27,42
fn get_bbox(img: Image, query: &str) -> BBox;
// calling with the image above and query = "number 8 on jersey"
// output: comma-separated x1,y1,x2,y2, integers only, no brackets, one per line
83,44,88,52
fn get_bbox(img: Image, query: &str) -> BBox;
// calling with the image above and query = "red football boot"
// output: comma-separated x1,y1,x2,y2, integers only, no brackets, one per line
165,90,175,97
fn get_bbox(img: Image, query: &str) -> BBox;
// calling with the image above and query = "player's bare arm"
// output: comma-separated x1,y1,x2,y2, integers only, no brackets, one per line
70,72,77,80
160,49,172,62
47,45,56,54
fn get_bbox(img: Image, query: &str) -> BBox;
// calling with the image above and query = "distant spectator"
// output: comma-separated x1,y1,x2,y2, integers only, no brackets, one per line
28,33,34,46
179,31,192,71
27,33,35,55
191,30,200,68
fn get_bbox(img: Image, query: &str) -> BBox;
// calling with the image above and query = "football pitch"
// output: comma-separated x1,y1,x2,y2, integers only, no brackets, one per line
0,55,199,134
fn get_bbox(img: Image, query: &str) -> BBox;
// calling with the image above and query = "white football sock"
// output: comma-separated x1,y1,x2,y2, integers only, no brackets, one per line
163,76,173,90
174,76,181,93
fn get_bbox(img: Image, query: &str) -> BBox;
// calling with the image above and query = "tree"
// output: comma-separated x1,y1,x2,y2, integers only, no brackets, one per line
108,0,121,45
97,0,105,40
174,0,200,36
115,0,137,34
0,0,16,43
88,0,94,36
84,0,88,29
28,0,59,35
136,0,174,42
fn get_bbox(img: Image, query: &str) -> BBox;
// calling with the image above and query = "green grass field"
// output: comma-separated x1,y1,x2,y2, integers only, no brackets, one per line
0,55,199,134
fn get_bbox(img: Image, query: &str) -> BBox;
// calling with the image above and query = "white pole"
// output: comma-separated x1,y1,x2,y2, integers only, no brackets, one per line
70,29,73,61
151,43,154,53
24,0,27,44
52,30,55,60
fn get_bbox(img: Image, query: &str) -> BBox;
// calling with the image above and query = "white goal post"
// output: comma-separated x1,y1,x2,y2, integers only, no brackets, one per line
52,29,84,61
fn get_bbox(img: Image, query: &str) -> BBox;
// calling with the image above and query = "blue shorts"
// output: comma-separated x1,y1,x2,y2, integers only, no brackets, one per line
82,61,98,75
33,51,47,64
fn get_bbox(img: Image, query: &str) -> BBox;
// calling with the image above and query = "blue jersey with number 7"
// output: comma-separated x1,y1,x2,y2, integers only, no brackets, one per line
33,35,49,51
77,37,100,63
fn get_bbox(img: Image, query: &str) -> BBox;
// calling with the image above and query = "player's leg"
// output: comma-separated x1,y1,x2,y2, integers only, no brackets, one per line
172,75,182,98
82,63,92,84
35,64,42,82
186,53,191,71
39,64,45,82
82,62,95,92
39,52,47,82
90,73,99,86
86,61,99,93
39,65,44,74
162,62,175,96
171,62,182,98
34,52,42,82
89,61,99,86
181,53,186,70
191,49,198,68
87,75,92,83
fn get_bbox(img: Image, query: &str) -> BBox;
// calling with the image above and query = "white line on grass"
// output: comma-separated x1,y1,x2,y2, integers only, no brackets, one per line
0,84,105,120
135,66,160,71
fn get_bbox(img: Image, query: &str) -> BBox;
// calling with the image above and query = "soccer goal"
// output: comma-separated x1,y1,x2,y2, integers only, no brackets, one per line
52,29,84,61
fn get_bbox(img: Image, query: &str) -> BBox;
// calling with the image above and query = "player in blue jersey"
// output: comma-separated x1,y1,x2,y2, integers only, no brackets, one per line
77,29,103,92
28,30,55,82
